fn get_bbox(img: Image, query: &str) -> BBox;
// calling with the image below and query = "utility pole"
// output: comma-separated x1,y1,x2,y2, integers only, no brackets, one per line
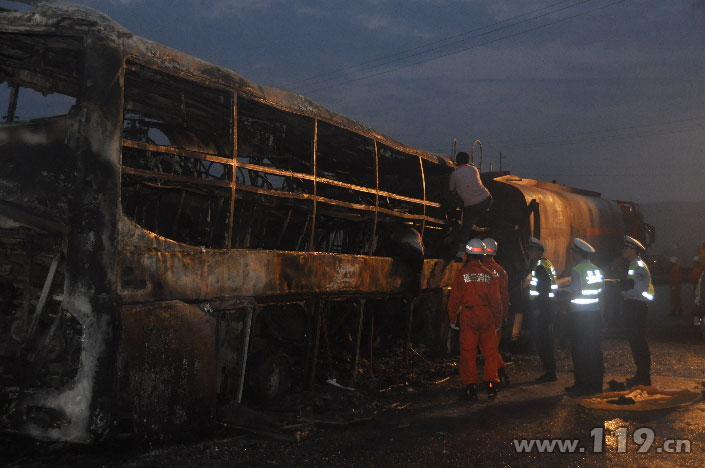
499,152,503,171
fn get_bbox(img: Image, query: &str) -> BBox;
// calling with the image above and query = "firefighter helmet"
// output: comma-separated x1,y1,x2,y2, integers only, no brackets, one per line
482,238,498,256
465,238,486,255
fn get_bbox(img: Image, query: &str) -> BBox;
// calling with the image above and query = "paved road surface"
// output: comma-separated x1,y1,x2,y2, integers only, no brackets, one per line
3,285,705,467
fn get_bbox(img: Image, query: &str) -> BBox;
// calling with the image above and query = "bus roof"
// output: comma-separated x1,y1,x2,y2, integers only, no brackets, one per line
0,0,454,167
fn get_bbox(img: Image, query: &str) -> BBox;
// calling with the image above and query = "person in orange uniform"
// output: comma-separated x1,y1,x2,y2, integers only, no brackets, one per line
668,257,683,316
482,237,510,387
448,238,502,401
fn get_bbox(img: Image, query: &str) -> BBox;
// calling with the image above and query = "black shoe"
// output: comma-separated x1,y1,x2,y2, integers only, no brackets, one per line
465,384,478,401
564,384,583,395
498,367,511,388
535,372,557,383
565,384,592,396
626,375,651,388
486,381,498,400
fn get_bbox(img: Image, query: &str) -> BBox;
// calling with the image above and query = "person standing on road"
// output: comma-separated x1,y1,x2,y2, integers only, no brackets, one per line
565,238,605,395
619,235,655,387
448,152,491,260
668,257,683,317
447,238,502,401
482,237,511,387
525,237,558,383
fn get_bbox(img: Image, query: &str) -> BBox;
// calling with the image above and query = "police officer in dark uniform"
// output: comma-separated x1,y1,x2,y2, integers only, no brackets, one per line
525,237,558,383
620,235,654,387
565,238,605,395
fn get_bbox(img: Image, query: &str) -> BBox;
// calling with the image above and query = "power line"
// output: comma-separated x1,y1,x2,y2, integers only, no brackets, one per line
285,0,581,90
483,123,705,152
484,114,705,148
300,0,630,94
418,113,705,155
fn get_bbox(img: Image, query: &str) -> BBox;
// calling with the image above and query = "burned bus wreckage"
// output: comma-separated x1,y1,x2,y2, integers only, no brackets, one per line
0,2,654,443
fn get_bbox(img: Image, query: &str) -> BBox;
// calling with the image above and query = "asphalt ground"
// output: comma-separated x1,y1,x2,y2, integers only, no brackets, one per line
3,284,705,468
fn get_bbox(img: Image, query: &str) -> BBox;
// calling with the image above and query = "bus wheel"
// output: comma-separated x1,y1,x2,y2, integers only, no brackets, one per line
248,349,292,402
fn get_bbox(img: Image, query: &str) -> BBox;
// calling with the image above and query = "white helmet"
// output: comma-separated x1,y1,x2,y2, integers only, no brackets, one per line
465,238,486,255
482,238,498,256
572,237,595,254
623,235,646,252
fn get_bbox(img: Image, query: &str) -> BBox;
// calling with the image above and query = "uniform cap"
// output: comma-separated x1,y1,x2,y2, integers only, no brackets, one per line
572,237,595,254
482,238,498,256
465,238,487,255
623,235,646,252
526,237,545,252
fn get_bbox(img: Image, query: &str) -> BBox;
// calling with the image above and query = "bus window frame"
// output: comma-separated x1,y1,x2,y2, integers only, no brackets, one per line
121,57,237,248
120,60,443,253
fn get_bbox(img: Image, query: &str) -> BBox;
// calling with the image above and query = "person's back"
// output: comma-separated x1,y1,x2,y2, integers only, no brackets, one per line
449,164,490,207
448,152,491,259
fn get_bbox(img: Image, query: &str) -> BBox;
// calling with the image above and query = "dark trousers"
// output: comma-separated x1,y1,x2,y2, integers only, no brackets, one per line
569,310,604,391
624,299,651,379
388,243,424,299
532,300,556,373
457,197,491,253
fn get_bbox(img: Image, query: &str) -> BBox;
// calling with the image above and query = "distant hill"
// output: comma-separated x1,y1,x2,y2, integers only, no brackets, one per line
640,201,705,263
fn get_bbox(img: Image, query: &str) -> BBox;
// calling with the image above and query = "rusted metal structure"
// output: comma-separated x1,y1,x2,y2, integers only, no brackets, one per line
0,1,464,443
0,1,655,444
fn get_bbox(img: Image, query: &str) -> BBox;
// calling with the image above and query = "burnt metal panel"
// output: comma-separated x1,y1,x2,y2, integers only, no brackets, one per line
119,247,461,304
120,301,217,441
0,116,80,226
0,30,124,442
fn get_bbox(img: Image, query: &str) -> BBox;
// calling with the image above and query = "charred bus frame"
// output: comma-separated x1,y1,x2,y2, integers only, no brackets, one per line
0,2,460,443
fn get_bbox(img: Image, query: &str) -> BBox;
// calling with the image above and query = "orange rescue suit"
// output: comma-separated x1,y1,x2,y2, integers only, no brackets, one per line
484,257,509,369
484,257,509,318
448,259,502,385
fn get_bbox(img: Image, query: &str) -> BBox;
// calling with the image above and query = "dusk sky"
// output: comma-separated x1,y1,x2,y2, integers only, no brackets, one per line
57,0,705,203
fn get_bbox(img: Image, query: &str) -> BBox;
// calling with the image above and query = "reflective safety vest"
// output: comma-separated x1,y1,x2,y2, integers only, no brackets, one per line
628,258,655,301
570,262,604,308
529,258,558,299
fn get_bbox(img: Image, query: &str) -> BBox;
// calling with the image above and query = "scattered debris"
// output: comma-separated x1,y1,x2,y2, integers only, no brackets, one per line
608,379,626,391
581,386,701,411
607,396,635,405
217,402,301,441
326,379,356,392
